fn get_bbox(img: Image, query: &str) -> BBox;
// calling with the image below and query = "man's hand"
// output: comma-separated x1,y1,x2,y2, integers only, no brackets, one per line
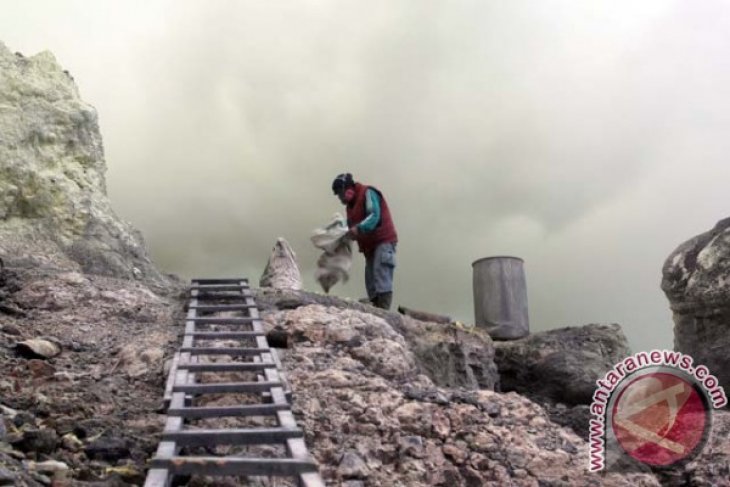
348,226,359,238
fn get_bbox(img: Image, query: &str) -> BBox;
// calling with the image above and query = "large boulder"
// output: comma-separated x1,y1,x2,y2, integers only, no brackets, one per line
265,305,659,486
0,42,170,288
494,323,632,405
662,217,730,392
257,288,500,390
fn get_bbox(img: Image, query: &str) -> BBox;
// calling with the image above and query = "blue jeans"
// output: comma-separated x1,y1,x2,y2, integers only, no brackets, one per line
365,242,396,299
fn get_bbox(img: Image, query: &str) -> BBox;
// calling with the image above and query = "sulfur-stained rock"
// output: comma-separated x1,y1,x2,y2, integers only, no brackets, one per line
0,42,182,487
117,344,165,378
260,238,303,290
0,42,170,288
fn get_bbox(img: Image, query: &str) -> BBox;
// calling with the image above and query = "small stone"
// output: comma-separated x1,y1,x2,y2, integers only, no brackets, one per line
53,418,75,436
28,460,69,473
31,472,51,485
59,272,86,285
0,404,18,418
442,443,468,464
431,410,451,438
15,339,61,359
27,359,56,378
52,371,75,382
462,466,485,486
61,433,83,452
104,465,143,482
84,436,130,461
338,451,369,479
513,468,528,479
0,324,21,336
13,428,58,454
561,441,578,454
0,467,15,486
485,402,501,418
327,324,359,345
398,435,425,458
12,411,36,428
433,391,450,405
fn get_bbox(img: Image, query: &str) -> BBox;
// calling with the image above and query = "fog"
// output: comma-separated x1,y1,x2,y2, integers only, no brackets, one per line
3,0,730,351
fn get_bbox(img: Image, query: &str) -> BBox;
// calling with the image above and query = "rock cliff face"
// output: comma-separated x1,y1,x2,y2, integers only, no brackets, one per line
0,42,169,288
662,217,730,391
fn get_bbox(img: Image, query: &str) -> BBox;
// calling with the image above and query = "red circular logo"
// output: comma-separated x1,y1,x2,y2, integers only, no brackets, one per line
611,371,710,466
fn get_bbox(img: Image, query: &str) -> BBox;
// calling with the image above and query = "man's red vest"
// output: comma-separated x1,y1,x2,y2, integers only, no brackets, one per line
346,182,398,257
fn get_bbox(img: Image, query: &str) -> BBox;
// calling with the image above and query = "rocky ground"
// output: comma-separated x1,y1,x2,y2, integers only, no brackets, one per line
260,303,660,487
0,266,184,486
2,273,729,486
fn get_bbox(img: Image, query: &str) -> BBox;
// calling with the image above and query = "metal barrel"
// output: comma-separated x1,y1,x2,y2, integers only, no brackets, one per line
472,256,529,340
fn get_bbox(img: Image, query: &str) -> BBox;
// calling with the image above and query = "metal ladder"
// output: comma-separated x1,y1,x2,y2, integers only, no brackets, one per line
144,278,324,487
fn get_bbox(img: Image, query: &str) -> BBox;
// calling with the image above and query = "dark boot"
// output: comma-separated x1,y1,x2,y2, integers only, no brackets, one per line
373,292,393,310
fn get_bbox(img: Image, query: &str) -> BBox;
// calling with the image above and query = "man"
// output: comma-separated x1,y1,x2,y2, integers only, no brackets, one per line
331,173,398,310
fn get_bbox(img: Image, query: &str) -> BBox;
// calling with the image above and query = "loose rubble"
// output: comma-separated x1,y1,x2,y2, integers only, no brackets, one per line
0,266,183,485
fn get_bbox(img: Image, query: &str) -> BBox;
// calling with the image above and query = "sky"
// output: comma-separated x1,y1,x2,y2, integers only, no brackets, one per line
2,0,730,352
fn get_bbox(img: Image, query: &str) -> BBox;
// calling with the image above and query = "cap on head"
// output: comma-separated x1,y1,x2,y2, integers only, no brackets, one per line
331,173,354,195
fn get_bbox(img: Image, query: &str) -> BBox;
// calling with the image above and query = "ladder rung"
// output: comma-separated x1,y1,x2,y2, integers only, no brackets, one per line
186,331,264,339
190,284,247,291
177,362,274,372
188,304,256,311
173,381,281,394
144,277,323,487
180,347,270,356
162,427,303,446
168,403,289,418
192,278,248,285
150,456,318,476
190,317,256,324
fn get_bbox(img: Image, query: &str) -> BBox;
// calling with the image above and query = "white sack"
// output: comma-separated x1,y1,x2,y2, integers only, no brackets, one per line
311,214,352,293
